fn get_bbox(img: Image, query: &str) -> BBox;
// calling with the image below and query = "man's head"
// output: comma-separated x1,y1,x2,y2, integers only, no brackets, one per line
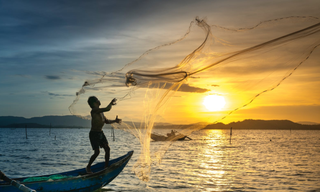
87,96,100,108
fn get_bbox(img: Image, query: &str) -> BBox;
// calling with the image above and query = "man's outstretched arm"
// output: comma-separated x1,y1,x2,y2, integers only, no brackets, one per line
105,115,121,124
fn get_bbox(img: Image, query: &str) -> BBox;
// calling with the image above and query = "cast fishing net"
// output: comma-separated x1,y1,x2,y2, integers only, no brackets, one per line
69,16,320,181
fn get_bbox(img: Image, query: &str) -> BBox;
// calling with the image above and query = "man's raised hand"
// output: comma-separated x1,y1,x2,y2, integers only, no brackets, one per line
110,98,117,105
115,115,122,124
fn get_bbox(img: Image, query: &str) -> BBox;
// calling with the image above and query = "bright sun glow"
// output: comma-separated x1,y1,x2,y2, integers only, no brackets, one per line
203,95,226,111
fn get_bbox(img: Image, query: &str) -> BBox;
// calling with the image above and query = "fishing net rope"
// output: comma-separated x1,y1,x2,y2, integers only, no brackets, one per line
69,16,320,181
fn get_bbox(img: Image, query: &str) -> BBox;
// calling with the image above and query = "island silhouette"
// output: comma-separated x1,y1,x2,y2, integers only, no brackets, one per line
0,116,319,130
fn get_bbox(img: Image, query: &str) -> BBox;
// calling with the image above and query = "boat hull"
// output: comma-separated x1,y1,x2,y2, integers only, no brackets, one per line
0,151,133,192
151,133,187,141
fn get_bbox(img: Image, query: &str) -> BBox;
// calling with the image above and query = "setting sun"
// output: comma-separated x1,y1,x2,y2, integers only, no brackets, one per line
203,95,226,111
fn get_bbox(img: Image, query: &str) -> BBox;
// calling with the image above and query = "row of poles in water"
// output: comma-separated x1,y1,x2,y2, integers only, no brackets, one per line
24,123,115,141
24,124,236,143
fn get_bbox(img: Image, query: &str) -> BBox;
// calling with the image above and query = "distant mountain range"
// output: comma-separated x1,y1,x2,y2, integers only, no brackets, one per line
204,119,320,130
0,115,91,128
0,116,319,129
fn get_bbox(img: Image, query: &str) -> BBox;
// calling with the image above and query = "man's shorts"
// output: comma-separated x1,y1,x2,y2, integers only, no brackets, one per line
89,131,109,150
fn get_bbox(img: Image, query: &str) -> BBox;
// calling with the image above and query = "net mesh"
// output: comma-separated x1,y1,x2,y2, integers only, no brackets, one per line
69,16,320,181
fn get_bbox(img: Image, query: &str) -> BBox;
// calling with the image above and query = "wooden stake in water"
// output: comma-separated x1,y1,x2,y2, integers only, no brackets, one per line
25,125,28,139
111,127,115,141
230,127,232,144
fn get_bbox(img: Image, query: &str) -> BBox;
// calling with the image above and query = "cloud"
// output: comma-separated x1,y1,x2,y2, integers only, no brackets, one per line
44,91,73,97
1,0,319,120
178,83,209,93
144,82,209,93
45,75,61,80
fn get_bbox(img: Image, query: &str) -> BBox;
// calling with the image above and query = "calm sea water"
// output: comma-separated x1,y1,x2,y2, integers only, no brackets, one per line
0,128,320,191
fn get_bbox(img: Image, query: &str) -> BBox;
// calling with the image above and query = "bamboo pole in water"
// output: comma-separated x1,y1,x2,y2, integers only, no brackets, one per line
112,127,115,141
25,125,28,139
230,127,232,144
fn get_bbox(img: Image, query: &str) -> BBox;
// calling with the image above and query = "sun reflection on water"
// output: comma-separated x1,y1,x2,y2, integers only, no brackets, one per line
192,129,234,190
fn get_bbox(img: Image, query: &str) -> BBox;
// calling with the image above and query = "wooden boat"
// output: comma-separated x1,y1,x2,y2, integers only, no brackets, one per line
0,151,133,192
151,132,189,141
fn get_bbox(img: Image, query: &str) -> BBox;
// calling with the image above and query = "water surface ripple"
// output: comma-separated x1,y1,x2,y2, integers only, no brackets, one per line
0,128,319,191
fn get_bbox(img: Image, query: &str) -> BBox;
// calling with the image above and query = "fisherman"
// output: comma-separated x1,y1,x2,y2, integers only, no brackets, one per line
86,96,121,174
167,130,176,137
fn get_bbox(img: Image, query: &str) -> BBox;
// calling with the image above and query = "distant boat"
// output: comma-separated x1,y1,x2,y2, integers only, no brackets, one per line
0,151,133,192
151,130,191,141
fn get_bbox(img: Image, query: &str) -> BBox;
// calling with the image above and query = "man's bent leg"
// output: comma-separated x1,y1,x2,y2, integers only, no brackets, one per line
102,143,110,168
86,148,100,173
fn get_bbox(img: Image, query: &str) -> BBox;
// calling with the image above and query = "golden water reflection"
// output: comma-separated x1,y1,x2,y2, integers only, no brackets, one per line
197,129,231,190
100,129,320,191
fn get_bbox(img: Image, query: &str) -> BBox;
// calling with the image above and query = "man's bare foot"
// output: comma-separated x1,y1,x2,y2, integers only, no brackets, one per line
86,166,93,174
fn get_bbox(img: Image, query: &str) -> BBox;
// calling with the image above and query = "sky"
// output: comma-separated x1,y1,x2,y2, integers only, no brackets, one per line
0,0,319,124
